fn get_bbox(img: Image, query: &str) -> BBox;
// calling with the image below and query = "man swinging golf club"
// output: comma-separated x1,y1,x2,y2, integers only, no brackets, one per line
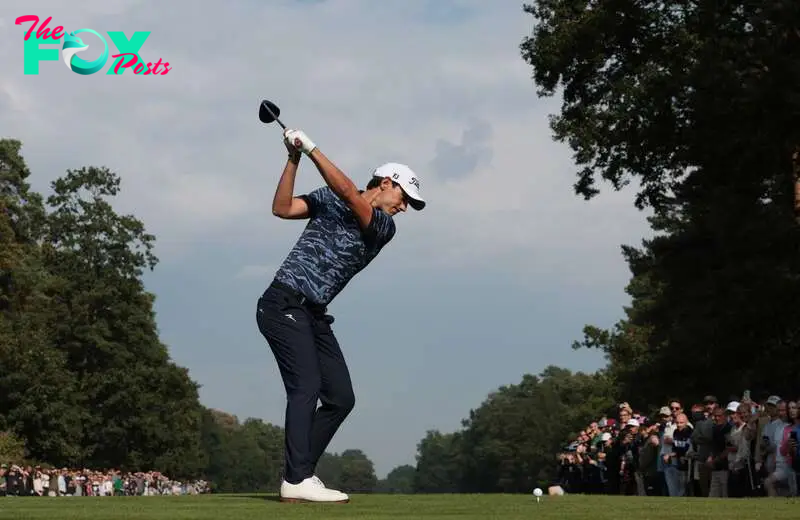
256,127,425,503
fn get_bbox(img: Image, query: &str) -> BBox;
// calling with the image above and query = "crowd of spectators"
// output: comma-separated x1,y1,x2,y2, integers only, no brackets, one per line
553,392,800,498
0,464,210,497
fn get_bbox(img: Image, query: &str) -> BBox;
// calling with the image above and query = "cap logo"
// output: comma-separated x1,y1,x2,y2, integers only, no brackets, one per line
393,171,420,190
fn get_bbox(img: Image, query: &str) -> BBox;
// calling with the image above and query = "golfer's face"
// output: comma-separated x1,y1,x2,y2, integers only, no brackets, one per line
378,184,408,215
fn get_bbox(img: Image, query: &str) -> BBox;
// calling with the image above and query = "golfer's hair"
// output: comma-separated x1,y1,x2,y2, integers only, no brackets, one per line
365,176,400,190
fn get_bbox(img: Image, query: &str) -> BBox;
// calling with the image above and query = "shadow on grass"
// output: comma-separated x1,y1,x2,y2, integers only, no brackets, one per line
238,495,282,503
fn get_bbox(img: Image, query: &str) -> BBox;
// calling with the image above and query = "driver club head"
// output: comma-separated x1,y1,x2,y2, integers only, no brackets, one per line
259,99,286,129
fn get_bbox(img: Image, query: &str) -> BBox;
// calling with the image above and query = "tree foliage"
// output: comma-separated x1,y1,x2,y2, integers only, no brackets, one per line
0,139,84,464
316,449,378,493
0,431,26,462
521,0,800,215
522,0,800,407
375,464,416,494
411,367,614,493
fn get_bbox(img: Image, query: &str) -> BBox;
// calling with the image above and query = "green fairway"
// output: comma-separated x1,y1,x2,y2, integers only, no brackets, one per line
2,494,800,520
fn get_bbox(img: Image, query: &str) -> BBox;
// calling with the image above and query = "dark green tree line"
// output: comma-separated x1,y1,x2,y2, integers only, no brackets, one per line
411,367,614,493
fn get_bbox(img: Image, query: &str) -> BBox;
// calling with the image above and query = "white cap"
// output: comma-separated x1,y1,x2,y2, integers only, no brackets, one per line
372,162,426,210
726,401,740,413
626,419,640,427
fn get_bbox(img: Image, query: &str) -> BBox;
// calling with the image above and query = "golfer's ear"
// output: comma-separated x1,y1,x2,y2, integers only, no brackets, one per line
380,177,393,189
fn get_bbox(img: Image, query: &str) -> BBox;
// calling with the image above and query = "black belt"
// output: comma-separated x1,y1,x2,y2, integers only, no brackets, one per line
269,280,327,313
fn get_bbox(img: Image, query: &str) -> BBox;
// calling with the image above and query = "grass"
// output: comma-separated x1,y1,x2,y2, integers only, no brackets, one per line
2,493,800,519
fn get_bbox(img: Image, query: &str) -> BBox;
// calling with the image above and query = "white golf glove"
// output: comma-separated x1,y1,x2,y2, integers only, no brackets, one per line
283,129,316,155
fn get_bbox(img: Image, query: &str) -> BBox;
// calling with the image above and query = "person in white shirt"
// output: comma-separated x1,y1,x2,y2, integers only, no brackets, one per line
33,471,43,496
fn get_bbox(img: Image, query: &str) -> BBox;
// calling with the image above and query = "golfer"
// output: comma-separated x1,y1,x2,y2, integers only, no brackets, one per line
256,128,425,503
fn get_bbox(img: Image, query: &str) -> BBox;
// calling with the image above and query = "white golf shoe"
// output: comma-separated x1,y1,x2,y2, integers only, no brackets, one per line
279,476,349,503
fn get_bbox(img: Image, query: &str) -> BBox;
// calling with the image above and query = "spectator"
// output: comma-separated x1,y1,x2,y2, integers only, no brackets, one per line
638,432,661,495
763,397,791,497
728,402,755,497
788,401,800,492
556,453,583,493
777,400,800,496
691,395,718,496
654,406,672,495
555,389,800,500
618,420,641,495
663,413,692,496
684,403,705,496
707,405,732,497
0,465,209,498
32,468,43,496
606,404,632,495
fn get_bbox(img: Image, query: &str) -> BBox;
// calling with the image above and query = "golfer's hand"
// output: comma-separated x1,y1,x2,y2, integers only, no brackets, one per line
284,129,316,155
284,138,301,163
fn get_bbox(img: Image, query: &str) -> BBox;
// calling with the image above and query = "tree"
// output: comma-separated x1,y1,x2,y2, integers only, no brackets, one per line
458,367,614,493
412,430,464,493
575,203,800,406
520,0,800,217
410,367,614,493
41,166,205,474
338,449,378,492
522,0,800,405
197,409,286,493
0,139,83,465
375,464,416,494
316,449,378,493
0,431,26,462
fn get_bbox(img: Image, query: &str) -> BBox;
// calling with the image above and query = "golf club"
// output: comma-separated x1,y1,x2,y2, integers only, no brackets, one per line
259,99,286,130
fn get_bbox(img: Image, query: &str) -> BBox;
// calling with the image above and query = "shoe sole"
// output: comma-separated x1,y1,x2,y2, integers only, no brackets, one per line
280,497,350,504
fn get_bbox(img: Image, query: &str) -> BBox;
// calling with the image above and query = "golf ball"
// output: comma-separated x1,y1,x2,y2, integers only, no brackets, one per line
533,488,543,497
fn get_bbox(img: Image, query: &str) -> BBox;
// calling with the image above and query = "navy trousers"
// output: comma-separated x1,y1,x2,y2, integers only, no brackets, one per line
256,281,355,484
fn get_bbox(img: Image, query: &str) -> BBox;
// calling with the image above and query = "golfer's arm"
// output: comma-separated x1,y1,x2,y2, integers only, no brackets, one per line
308,149,373,228
271,157,310,219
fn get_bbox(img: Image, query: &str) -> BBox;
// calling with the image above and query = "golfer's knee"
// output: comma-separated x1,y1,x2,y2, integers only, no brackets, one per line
335,389,355,416
288,377,322,403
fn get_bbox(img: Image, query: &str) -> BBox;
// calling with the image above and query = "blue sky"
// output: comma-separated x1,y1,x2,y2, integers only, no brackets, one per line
1,0,652,478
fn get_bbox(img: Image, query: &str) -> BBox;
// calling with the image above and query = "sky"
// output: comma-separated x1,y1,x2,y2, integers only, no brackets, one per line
1,0,653,478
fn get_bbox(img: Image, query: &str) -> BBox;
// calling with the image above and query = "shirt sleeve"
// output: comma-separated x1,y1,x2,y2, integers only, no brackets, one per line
297,187,330,218
363,208,396,248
